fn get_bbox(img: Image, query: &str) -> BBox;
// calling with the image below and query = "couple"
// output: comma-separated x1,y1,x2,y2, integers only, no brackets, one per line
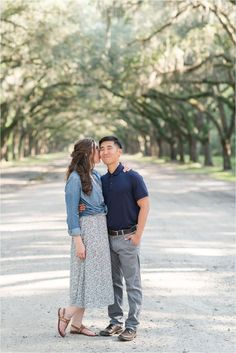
57,136,149,342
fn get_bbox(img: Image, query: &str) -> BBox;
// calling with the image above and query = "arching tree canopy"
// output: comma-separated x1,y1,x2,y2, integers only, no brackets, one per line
1,0,235,170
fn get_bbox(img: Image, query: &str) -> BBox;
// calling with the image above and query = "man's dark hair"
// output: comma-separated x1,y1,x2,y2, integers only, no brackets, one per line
99,136,123,149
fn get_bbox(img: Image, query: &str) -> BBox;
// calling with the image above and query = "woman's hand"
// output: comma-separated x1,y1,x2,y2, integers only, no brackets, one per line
123,163,132,172
74,236,86,260
78,203,86,213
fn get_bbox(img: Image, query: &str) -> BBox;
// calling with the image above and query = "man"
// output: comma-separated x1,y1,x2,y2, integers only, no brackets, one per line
99,136,149,342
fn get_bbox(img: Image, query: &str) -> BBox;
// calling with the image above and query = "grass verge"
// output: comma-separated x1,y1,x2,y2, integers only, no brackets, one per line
1,152,235,182
0,152,67,169
123,153,236,182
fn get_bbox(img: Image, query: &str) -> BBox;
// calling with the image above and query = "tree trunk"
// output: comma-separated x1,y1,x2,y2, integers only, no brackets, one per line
188,135,198,162
28,133,35,156
126,137,140,154
150,135,159,157
0,143,9,161
12,131,18,160
169,140,177,161
221,138,232,170
157,138,163,158
143,136,151,156
23,135,30,157
18,131,26,159
35,140,40,155
178,134,185,163
203,138,213,166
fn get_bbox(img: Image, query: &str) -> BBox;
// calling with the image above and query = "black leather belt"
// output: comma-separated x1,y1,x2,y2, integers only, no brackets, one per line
108,225,137,236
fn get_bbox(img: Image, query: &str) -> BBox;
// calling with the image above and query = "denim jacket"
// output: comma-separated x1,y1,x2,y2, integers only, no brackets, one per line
65,169,107,236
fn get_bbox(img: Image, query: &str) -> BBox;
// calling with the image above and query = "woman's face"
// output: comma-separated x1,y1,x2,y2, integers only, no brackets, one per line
92,143,100,164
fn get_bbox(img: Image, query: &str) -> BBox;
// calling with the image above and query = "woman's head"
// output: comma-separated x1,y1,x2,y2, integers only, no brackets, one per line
70,138,99,167
66,138,99,194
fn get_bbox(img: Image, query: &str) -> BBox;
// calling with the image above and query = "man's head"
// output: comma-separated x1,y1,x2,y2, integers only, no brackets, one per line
99,136,122,166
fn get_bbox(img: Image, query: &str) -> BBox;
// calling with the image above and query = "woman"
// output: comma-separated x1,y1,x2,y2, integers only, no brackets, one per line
57,138,114,337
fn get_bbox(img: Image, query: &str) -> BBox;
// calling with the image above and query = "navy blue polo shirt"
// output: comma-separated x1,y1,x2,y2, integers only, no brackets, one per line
101,163,148,230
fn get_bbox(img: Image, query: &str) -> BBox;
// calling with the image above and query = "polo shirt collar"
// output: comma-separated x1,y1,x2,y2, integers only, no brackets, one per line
108,163,124,176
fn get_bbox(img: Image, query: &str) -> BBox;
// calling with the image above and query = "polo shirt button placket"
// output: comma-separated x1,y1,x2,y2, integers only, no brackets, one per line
109,175,113,190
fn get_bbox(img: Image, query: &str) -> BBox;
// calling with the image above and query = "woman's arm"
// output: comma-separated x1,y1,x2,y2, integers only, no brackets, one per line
65,173,86,259
65,174,82,236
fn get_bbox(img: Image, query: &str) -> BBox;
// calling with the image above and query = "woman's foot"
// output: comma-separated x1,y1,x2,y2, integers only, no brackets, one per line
70,324,97,336
57,308,71,337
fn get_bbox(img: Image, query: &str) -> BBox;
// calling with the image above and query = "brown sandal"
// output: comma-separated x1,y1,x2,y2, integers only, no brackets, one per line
57,308,71,337
70,324,97,336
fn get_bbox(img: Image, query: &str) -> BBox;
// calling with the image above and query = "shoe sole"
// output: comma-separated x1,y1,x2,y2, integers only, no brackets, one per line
58,308,66,338
100,329,123,336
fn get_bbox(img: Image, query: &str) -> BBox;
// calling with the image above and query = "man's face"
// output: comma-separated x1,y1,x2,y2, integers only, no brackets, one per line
99,141,122,166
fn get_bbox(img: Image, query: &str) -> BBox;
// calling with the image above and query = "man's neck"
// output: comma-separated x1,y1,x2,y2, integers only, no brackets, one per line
108,162,120,174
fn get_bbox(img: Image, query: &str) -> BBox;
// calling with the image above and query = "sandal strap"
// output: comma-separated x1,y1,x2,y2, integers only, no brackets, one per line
70,324,97,336
71,324,85,332
60,317,70,324
59,308,70,323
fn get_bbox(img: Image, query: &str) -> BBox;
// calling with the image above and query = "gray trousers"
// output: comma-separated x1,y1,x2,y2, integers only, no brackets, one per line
108,234,142,331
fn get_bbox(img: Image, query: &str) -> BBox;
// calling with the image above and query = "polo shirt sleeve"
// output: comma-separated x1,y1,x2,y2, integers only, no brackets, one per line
65,172,81,236
131,172,149,201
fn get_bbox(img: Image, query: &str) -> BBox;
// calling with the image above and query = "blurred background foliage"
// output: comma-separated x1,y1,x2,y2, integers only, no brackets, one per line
1,0,235,170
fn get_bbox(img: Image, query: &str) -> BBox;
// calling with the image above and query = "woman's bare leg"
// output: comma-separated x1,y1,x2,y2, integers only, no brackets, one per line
71,309,97,336
70,308,85,327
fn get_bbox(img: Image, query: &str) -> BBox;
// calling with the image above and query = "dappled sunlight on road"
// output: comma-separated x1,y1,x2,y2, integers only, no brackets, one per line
142,270,218,296
160,247,234,256
148,211,225,218
1,254,69,262
1,269,68,285
0,270,69,297
142,267,211,272
1,222,65,232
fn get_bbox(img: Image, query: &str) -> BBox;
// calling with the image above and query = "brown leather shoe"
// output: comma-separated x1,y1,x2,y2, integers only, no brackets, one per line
99,324,123,336
118,328,137,341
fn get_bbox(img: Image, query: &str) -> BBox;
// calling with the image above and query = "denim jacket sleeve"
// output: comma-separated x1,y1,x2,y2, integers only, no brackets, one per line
65,172,81,236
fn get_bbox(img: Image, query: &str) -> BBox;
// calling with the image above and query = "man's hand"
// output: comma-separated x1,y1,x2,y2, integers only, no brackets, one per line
125,232,141,246
74,236,86,260
125,196,149,246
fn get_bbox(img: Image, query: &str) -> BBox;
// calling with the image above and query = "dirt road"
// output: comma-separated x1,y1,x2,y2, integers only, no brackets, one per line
1,157,235,353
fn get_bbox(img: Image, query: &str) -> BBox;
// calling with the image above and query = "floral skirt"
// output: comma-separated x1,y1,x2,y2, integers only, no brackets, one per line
70,213,114,308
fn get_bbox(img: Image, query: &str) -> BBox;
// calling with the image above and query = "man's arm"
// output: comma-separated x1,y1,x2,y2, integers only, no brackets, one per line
127,196,150,245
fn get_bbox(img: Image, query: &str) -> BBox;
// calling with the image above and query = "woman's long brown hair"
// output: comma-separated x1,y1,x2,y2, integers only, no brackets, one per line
66,138,97,195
